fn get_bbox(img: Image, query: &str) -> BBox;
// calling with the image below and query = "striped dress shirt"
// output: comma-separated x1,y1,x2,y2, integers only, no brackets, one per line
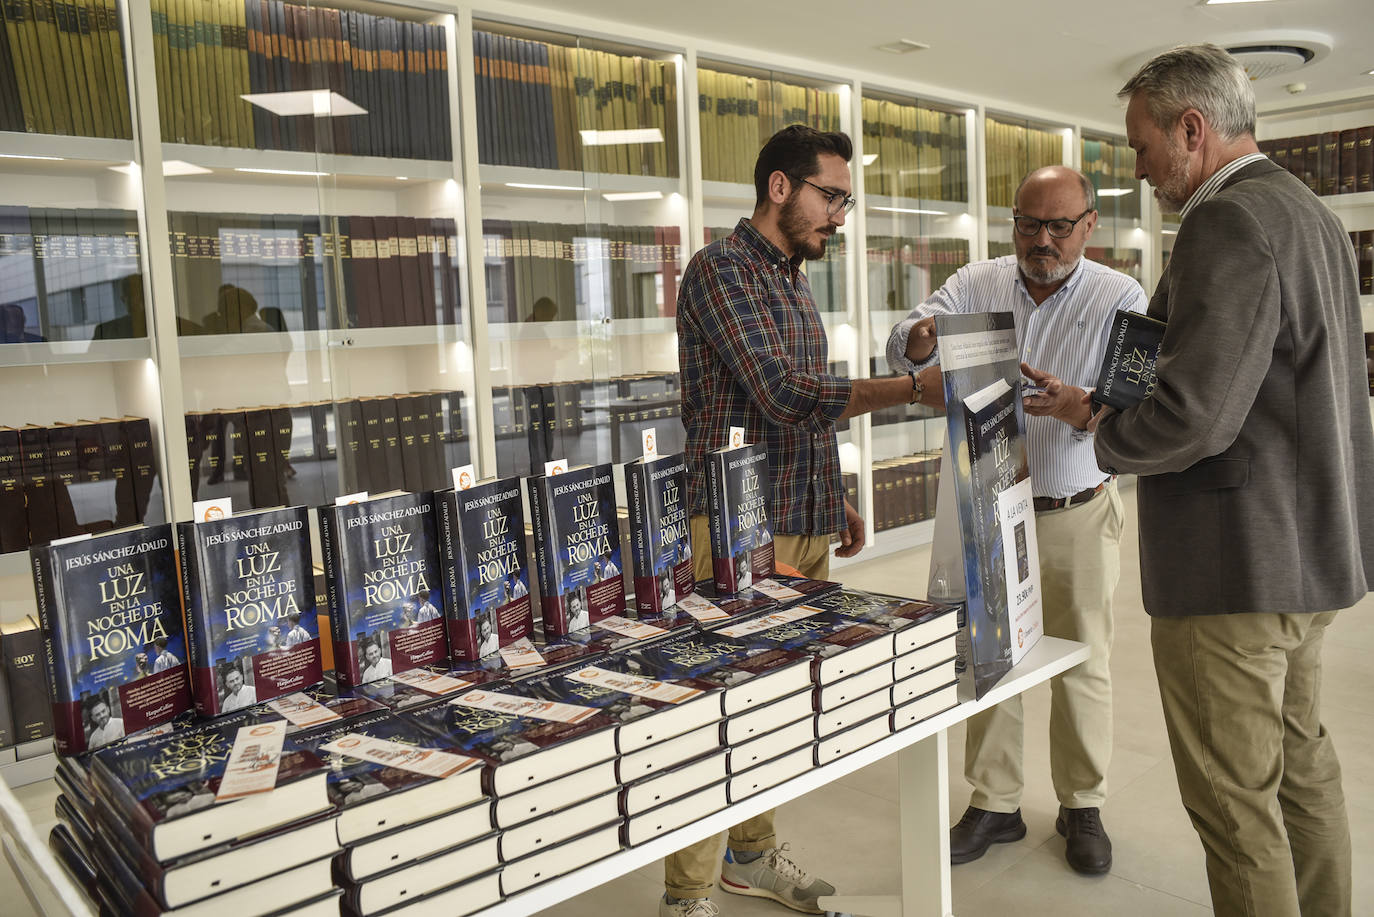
677,218,852,536
887,255,1147,500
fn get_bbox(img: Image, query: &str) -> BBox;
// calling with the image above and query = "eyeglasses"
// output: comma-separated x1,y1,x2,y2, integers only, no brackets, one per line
1012,208,1094,239
792,176,857,216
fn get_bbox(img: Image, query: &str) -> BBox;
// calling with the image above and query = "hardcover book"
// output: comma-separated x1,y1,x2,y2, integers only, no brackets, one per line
622,451,693,616
525,462,627,638
2,616,55,742
317,492,448,689
800,587,959,655
434,476,535,661
713,605,897,687
1092,309,1165,411
177,505,323,715
30,524,192,755
87,711,331,863
706,442,774,594
342,834,501,916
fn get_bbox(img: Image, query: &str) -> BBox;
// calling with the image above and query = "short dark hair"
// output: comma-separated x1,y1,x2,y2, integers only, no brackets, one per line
754,124,853,208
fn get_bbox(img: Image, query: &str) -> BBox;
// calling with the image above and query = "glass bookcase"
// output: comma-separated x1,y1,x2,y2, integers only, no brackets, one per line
1081,130,1143,285
861,91,975,537
984,112,1070,259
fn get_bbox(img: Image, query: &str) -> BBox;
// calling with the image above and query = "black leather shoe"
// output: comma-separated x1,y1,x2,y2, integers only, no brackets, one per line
1056,806,1112,875
949,806,1027,864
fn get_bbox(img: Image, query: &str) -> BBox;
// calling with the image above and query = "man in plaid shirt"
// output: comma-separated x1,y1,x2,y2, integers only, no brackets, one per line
661,126,939,917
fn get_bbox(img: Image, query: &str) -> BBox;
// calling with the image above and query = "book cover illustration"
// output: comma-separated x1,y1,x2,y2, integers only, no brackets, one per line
801,587,957,651
622,452,694,617
932,311,1033,698
706,443,774,594
615,628,810,696
526,463,626,639
1092,309,1166,411
317,492,448,690
30,525,192,755
435,477,535,662
713,606,895,683
178,506,323,716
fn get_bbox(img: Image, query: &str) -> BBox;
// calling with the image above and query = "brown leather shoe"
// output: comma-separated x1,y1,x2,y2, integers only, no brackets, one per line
1056,806,1112,875
949,806,1027,864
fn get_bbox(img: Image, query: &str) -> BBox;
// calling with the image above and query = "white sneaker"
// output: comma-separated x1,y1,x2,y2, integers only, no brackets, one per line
718,844,836,914
658,894,721,917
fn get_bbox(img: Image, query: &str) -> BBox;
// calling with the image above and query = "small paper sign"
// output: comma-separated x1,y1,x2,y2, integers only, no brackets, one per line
594,615,668,641
499,638,546,670
335,491,368,506
451,465,476,491
566,665,702,704
216,721,287,801
642,428,658,459
727,427,745,449
676,592,729,622
716,604,821,638
453,688,598,724
389,669,473,696
266,693,341,729
751,578,804,601
321,733,479,779
544,458,569,476
192,497,232,523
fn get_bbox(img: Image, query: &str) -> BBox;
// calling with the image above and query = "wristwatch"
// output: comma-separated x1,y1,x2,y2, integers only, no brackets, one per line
908,370,924,405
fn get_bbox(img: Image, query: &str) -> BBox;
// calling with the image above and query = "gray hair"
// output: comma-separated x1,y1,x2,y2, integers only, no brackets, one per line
1118,43,1255,141
1013,166,1096,213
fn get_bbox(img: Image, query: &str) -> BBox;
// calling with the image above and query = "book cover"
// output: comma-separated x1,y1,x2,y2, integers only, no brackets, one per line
706,442,774,594
525,462,627,638
177,505,323,715
622,451,694,617
317,491,448,689
30,524,191,755
1092,309,1165,411
434,477,535,662
712,605,896,686
800,587,959,655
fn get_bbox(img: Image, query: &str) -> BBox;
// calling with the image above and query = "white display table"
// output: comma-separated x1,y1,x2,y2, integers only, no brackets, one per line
0,636,1088,917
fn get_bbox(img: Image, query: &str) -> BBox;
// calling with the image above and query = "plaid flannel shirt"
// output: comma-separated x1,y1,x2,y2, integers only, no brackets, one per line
677,218,852,536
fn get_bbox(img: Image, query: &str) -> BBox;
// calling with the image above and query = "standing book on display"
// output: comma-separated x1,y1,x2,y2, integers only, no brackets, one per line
435,476,536,661
526,463,627,639
177,505,323,715
931,312,1043,700
1092,309,1166,411
623,451,693,617
706,442,774,594
318,492,449,689
30,525,192,755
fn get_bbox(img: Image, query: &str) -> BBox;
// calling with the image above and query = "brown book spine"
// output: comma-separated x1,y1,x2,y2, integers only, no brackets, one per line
396,393,424,492
122,416,156,523
1358,127,1373,195
1320,131,1340,197
0,427,27,552
185,412,203,502
359,397,386,494
244,406,279,508
18,424,59,546
3,617,53,741
1338,129,1358,194
377,395,404,492
97,418,135,526
270,404,295,504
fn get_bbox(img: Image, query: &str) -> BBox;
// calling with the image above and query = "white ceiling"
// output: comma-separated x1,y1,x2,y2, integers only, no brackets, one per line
517,0,1374,133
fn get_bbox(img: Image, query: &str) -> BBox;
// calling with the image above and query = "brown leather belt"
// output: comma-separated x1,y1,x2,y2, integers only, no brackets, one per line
1033,480,1109,513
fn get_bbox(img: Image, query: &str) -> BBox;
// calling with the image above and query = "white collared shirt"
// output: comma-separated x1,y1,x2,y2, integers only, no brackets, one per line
1178,152,1268,221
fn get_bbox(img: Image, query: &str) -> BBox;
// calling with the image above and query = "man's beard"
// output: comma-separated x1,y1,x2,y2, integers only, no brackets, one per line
1018,247,1080,286
779,193,831,260
1151,139,1192,213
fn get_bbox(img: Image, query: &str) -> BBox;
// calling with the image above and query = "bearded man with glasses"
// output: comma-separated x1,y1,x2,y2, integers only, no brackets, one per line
886,165,1147,876
669,124,929,917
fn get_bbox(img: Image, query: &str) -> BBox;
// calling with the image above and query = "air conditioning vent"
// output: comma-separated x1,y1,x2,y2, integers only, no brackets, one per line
1225,44,1315,80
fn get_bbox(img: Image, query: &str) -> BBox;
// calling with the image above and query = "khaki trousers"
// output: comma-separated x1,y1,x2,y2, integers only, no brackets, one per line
662,516,832,899
1151,610,1350,917
964,482,1123,811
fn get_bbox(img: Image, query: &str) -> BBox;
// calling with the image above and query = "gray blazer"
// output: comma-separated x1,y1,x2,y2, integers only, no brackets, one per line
1095,159,1374,617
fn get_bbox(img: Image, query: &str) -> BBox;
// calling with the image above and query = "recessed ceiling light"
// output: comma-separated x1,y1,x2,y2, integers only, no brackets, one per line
241,90,366,117
506,182,590,192
862,154,878,166
871,205,947,216
0,153,63,161
1202,0,1277,5
875,39,929,55
1097,188,1135,197
235,167,328,177
602,191,664,201
163,159,212,176
579,129,664,146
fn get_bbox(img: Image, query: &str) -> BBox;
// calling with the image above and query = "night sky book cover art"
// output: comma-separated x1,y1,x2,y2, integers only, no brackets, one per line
31,524,191,755
706,443,774,594
623,452,694,617
435,476,535,662
526,463,626,640
177,506,323,716
318,492,448,690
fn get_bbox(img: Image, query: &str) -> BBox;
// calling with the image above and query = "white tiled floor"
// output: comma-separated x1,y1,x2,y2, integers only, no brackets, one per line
3,483,1371,915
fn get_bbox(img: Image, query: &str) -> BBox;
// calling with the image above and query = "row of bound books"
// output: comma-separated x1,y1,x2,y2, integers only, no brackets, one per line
186,390,469,510
1346,230,1373,296
0,0,131,138
482,219,681,324
865,235,971,311
167,211,462,335
1083,246,1143,279
872,453,942,532
47,578,958,917
860,97,969,202
1081,137,1136,196
473,29,679,177
697,67,842,186
985,118,1067,209
1259,127,1374,198
0,416,156,553
151,0,452,159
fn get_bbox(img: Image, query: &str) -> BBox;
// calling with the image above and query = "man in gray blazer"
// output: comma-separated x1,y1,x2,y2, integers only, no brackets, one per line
1094,44,1373,916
